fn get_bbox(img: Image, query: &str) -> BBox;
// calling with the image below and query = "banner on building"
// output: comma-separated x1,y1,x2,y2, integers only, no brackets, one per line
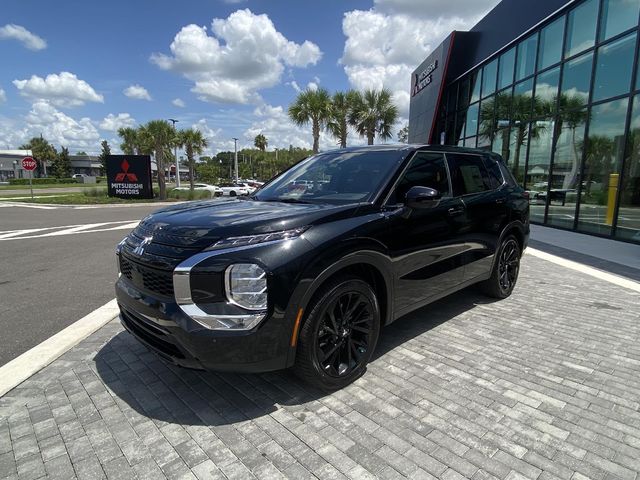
106,155,153,199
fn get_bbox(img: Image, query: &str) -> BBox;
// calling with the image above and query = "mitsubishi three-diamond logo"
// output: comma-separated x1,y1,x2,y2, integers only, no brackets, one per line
114,159,138,182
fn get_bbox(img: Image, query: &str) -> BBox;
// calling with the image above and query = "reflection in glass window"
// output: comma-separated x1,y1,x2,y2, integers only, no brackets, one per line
547,109,588,229
534,67,560,112
478,97,495,147
593,33,636,102
617,94,640,242
456,107,467,143
516,34,538,81
458,76,470,111
565,0,598,58
600,0,640,41
526,115,555,222
538,17,565,71
482,59,498,98
513,78,534,119
498,47,516,90
578,98,628,235
466,103,479,137
509,123,530,184
470,70,481,103
561,52,593,107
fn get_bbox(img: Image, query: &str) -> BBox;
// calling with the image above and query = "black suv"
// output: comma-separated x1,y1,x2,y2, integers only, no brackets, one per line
116,145,529,390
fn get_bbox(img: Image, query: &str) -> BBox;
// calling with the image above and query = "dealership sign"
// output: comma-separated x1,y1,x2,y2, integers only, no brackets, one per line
412,59,438,96
106,155,153,199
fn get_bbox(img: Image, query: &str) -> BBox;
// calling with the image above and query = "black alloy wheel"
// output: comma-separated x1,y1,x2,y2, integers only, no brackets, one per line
294,276,380,390
480,234,521,299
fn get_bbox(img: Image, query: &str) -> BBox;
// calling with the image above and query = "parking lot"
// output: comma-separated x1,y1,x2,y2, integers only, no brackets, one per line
1,252,639,480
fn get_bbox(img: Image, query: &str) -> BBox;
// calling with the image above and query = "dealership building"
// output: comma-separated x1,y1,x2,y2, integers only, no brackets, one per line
409,0,640,244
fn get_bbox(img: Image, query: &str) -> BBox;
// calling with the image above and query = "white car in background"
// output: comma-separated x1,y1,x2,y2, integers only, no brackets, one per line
173,183,223,197
219,183,250,197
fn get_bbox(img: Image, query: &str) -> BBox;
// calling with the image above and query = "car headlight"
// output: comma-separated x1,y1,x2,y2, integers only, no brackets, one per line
225,263,267,310
205,226,307,251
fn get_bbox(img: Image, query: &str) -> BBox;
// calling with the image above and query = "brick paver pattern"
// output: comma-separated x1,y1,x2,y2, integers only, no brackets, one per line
1,255,640,479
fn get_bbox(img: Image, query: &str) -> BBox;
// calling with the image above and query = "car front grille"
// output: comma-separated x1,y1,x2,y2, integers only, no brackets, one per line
120,255,174,298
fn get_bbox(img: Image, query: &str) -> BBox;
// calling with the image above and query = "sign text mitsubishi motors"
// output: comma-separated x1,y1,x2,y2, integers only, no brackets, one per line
106,155,153,199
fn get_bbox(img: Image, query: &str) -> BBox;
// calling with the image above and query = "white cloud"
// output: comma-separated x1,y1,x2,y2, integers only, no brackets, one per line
99,113,136,132
288,81,301,93
341,2,499,120
0,100,100,152
0,88,5,103
307,82,318,92
13,72,104,108
0,24,46,51
172,98,186,107
150,9,322,104
123,84,152,101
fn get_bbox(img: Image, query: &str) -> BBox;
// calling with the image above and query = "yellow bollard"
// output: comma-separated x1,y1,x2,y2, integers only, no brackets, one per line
605,173,619,226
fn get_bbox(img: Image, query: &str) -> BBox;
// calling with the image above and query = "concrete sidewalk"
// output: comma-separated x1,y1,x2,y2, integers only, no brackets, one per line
1,253,640,479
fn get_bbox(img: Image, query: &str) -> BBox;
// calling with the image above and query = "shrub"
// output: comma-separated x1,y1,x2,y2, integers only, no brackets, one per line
9,177,76,185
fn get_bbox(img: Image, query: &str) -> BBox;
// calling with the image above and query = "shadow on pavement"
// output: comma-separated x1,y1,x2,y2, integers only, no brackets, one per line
95,287,492,427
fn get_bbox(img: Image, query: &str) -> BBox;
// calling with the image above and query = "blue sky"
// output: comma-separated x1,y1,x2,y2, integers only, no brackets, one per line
0,0,498,155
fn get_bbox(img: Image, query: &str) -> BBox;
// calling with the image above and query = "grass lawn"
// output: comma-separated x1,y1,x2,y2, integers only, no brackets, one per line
0,183,107,190
0,188,212,204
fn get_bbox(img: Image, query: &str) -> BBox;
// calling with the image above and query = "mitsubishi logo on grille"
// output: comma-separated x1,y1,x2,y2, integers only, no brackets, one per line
133,236,152,256
114,159,138,182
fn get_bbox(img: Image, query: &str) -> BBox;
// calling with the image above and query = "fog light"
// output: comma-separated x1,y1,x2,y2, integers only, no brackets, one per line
225,263,267,310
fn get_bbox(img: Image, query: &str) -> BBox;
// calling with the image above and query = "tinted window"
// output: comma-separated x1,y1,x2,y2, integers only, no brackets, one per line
390,152,450,204
482,59,498,98
538,17,565,70
483,157,505,189
592,32,636,102
561,52,593,106
565,0,598,58
498,47,516,89
447,154,492,196
516,34,538,81
600,0,640,41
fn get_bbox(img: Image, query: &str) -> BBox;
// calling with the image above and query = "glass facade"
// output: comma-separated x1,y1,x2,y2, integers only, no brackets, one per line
439,0,640,244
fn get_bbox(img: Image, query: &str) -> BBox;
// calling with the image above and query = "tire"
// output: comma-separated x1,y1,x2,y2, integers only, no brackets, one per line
230,191,236,197
479,235,521,299
294,275,381,391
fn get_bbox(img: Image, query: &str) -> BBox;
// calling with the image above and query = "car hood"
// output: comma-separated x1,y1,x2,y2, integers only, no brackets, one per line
128,198,358,255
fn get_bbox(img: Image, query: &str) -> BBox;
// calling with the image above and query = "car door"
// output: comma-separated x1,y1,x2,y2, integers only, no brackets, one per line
445,153,508,281
382,151,467,316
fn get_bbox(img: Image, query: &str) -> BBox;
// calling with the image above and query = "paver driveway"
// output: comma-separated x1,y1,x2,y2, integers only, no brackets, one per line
1,254,639,480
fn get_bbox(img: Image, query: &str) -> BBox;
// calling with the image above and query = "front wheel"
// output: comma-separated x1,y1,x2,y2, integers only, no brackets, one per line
479,235,521,299
294,276,380,391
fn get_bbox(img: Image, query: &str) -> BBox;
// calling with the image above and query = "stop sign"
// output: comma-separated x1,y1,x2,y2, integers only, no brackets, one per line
22,157,37,171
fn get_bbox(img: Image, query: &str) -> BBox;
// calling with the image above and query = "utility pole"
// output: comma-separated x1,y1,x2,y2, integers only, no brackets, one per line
169,118,180,187
232,137,239,184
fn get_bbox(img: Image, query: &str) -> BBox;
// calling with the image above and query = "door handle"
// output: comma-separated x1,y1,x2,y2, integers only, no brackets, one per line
447,206,465,216
495,198,505,204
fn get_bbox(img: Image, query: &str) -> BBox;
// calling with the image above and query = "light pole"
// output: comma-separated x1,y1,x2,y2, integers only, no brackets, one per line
232,137,239,184
169,118,180,187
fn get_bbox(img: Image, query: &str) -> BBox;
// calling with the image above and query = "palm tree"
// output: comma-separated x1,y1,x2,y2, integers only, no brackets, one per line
177,129,209,191
327,90,357,148
138,120,175,200
20,137,57,177
288,88,332,153
117,127,140,155
254,133,268,152
349,88,399,145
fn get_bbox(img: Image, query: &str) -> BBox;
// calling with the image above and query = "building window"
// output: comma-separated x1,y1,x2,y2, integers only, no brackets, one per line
498,47,516,90
547,108,588,229
526,115,555,223
470,70,482,103
482,59,498,98
561,52,593,107
466,103,480,137
599,0,640,42
514,78,535,118
458,76,470,111
565,0,599,59
516,34,538,81
578,97,628,236
534,66,561,108
538,16,565,71
592,32,636,102
617,94,640,242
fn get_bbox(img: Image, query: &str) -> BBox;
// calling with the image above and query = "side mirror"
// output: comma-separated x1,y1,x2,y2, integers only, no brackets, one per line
405,186,442,209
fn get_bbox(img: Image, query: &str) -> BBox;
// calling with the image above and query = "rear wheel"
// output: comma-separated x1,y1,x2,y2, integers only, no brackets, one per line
230,191,236,197
294,276,380,391
479,235,521,299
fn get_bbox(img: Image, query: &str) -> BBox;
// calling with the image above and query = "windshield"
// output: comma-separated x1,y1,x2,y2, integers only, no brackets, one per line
254,150,405,205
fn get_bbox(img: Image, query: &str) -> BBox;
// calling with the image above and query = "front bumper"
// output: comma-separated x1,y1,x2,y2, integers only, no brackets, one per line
115,276,292,373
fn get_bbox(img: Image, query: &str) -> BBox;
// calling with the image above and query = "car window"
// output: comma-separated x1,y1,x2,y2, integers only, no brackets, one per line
388,152,450,205
483,156,505,189
446,153,493,196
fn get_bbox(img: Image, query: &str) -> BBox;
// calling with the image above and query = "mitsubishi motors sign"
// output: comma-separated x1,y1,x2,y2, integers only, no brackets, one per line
106,155,153,199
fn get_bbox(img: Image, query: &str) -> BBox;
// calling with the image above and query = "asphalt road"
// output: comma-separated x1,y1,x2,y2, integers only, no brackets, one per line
0,203,162,366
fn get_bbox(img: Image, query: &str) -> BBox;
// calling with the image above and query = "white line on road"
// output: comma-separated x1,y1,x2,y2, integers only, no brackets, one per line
0,299,120,397
0,220,140,241
526,248,640,293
